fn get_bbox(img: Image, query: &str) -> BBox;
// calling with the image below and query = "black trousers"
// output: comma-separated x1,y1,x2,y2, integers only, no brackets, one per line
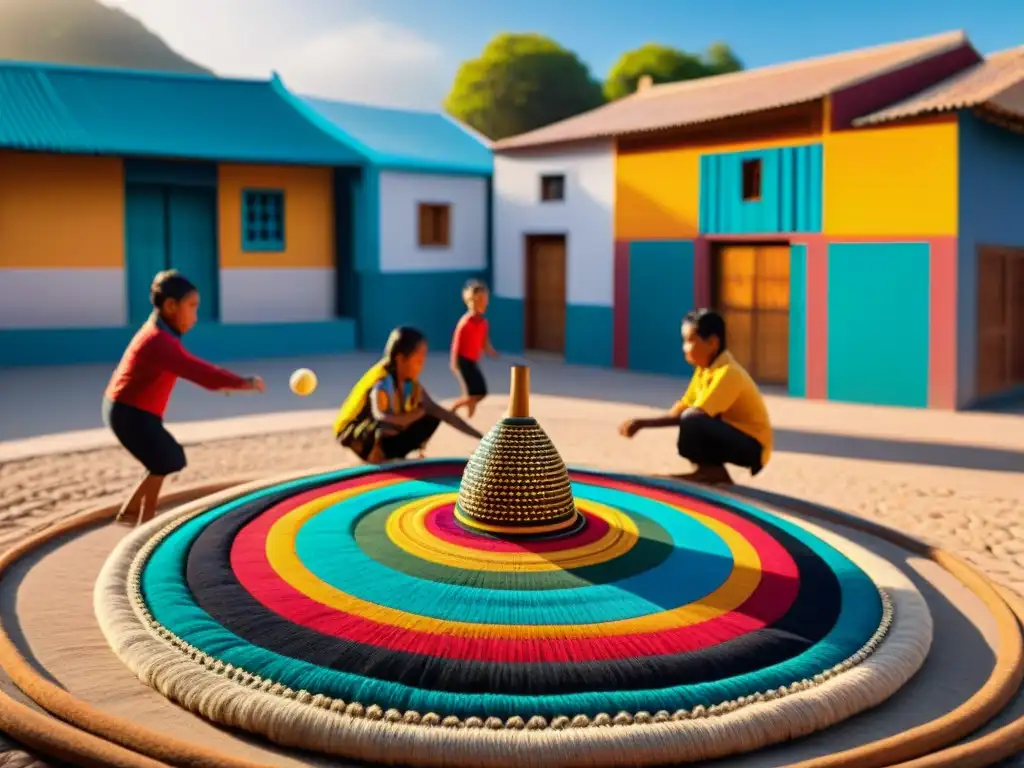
677,409,763,474
379,415,441,460
102,398,187,476
454,356,488,397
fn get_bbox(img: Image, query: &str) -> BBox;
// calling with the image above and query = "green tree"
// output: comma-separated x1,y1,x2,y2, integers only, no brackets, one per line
603,42,744,102
444,33,605,141
703,41,744,76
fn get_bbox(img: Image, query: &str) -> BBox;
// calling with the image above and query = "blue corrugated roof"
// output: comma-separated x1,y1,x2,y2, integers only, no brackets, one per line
0,61,364,166
290,91,492,175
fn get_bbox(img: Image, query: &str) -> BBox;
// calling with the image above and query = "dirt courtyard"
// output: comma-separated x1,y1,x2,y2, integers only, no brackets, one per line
0,357,1022,765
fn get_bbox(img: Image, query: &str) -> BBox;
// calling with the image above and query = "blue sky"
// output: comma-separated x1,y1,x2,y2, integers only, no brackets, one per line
103,0,1021,109
370,0,1021,77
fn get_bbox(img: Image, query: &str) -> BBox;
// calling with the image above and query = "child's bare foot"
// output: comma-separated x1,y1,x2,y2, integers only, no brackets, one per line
114,498,141,526
136,494,160,526
466,401,477,418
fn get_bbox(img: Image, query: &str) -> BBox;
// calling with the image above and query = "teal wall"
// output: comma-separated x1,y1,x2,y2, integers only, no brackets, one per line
353,167,381,274
357,271,486,352
788,244,807,397
0,320,357,367
826,243,930,408
699,144,823,234
627,240,694,377
565,305,613,367
487,297,524,353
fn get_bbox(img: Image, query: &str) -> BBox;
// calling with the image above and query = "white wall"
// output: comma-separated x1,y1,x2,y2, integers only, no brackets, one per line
0,268,126,328
378,171,488,273
219,269,336,323
492,142,615,305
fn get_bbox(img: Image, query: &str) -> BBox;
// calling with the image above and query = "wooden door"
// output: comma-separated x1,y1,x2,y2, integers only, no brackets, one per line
754,246,791,383
977,247,1024,397
716,245,756,371
525,236,567,354
713,243,790,383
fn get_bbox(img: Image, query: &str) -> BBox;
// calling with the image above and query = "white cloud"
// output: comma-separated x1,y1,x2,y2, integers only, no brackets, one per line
97,0,451,109
275,20,449,109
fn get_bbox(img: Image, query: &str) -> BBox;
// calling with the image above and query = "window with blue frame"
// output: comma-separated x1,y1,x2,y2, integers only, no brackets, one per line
242,189,285,251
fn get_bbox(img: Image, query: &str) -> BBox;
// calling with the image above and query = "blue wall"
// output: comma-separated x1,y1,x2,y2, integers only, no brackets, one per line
699,144,822,234
565,305,613,367
0,320,357,367
487,297,524,353
826,243,930,408
957,112,1024,406
357,271,487,353
788,244,808,398
627,240,694,377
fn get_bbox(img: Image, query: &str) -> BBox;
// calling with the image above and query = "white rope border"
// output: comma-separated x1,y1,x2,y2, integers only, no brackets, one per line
94,490,933,768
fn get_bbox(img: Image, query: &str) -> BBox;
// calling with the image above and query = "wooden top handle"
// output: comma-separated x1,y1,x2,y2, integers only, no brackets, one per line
508,365,530,418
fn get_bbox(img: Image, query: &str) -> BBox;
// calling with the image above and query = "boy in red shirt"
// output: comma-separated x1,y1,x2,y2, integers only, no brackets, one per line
103,270,264,525
450,280,498,417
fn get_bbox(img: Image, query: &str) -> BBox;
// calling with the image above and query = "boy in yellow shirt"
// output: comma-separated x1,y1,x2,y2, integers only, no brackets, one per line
619,309,772,486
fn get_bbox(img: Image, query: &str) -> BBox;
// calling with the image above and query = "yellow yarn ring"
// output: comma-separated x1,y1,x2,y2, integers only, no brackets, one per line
265,487,762,638
385,494,638,571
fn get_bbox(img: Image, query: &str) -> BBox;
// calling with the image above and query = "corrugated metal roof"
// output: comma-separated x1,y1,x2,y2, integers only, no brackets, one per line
493,30,970,151
293,94,493,175
0,61,365,165
855,47,1024,126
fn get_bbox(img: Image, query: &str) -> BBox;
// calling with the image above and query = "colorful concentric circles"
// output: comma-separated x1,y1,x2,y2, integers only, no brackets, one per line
96,460,932,767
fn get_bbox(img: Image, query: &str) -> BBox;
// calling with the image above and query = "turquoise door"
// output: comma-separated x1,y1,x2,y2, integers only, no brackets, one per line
124,184,219,323
167,187,219,321
125,184,169,324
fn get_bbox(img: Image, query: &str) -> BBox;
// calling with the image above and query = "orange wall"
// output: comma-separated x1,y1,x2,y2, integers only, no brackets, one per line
823,116,959,236
0,152,124,268
615,134,824,241
218,164,335,269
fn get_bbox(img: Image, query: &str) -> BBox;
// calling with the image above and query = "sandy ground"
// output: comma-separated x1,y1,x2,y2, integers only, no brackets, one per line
2,354,1022,596
0,354,1022,765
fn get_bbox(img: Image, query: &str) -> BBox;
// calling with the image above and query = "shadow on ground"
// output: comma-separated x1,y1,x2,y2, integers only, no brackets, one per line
774,429,1024,473
1,354,1021,478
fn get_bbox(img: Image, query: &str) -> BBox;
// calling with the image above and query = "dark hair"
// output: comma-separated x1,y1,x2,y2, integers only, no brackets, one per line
383,326,427,368
463,279,488,297
683,308,727,350
150,270,197,309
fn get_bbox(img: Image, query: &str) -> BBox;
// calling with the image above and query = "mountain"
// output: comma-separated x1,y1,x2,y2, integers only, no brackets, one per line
0,0,211,74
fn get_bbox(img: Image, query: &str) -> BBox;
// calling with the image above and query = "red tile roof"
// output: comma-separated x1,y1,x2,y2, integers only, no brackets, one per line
493,31,970,151
855,47,1024,126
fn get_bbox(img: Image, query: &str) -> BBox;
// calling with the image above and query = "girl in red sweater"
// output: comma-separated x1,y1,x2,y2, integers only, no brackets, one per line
103,270,264,525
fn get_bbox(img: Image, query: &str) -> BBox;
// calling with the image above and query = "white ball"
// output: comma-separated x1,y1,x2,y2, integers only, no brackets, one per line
289,368,318,396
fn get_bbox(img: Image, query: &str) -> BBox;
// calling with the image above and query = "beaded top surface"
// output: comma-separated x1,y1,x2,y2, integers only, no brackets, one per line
456,418,579,530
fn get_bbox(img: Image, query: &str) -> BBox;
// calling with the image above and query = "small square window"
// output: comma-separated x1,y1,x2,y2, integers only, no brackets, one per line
418,203,451,247
242,189,285,252
741,159,762,202
540,174,565,202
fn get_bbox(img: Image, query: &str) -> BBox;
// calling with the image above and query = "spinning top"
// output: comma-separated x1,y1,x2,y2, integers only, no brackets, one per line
455,365,582,536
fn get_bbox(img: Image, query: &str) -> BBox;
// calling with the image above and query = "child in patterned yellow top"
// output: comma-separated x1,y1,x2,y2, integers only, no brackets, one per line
334,326,483,463
618,309,772,486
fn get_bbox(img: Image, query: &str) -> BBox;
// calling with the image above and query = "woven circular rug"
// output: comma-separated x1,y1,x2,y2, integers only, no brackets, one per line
95,455,934,767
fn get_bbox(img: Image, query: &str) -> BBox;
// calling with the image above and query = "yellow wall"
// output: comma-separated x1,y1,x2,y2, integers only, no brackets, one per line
615,135,822,241
823,116,958,236
218,164,335,269
0,152,124,268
